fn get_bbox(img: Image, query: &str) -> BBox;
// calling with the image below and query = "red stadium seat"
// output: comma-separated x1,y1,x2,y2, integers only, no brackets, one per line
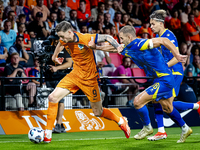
25,67,33,77
132,68,147,83
0,67,4,76
109,53,122,67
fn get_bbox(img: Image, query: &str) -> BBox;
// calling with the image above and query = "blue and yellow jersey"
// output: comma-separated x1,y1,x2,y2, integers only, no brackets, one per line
121,38,172,79
156,29,183,76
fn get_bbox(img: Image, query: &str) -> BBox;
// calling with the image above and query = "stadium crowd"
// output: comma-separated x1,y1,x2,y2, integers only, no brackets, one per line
0,0,200,110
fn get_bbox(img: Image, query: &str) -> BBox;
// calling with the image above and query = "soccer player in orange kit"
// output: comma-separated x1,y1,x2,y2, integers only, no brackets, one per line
43,21,130,143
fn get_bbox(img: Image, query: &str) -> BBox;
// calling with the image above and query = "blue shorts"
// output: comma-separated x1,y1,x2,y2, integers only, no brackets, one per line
173,75,183,96
146,75,175,101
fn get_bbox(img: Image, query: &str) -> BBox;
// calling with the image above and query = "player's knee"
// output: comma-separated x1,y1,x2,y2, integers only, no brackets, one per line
133,96,140,109
48,94,57,103
93,109,103,117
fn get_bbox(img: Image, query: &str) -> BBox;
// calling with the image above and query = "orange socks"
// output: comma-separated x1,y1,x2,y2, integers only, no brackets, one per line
100,108,120,123
46,102,58,130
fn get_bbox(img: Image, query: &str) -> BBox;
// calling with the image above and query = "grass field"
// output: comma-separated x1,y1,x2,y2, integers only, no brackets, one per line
0,127,200,150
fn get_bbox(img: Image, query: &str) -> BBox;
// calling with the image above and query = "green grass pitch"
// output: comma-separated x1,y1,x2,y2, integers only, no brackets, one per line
0,127,200,150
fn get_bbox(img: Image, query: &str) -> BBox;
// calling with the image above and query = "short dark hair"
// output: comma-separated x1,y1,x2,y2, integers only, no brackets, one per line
55,21,72,32
122,56,130,63
8,10,15,16
4,20,11,24
18,14,26,19
119,25,136,37
16,34,24,40
98,2,104,8
150,9,167,23
79,0,86,4
70,9,76,14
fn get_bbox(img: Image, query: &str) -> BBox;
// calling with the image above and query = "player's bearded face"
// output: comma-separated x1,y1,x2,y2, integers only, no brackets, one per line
57,30,72,43
119,32,129,46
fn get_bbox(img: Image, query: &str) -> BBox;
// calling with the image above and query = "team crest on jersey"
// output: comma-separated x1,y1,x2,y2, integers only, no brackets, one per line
78,44,84,50
167,34,170,36
85,14,89,18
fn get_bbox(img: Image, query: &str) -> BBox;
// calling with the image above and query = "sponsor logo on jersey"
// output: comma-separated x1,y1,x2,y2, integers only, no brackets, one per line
78,44,84,50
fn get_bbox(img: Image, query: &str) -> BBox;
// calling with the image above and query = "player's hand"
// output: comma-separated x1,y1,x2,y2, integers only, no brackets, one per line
88,37,96,49
53,57,64,65
176,54,188,63
49,65,58,72
117,45,124,54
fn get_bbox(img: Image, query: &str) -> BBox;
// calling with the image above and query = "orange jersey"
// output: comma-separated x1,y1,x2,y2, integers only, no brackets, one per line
59,32,99,80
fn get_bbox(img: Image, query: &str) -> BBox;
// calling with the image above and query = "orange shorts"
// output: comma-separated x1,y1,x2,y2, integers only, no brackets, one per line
56,72,101,103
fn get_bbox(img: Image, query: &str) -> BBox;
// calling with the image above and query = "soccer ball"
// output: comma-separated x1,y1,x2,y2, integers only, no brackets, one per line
28,127,44,143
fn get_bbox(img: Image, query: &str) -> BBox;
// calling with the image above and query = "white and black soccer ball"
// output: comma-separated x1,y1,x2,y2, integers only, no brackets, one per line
28,127,44,143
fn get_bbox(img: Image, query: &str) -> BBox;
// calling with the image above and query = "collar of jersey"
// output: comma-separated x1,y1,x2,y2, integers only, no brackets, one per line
160,29,167,37
74,32,79,42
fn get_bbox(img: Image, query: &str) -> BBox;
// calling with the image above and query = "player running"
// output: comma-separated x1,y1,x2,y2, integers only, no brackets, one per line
147,10,200,141
89,25,192,143
43,21,130,143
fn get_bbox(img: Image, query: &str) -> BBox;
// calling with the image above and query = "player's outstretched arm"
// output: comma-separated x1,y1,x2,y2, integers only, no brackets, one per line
150,38,187,63
52,42,65,64
96,34,123,53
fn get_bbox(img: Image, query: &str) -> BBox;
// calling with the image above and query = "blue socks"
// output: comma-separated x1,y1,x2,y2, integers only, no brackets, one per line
153,103,164,128
168,108,185,127
136,105,151,126
173,101,194,111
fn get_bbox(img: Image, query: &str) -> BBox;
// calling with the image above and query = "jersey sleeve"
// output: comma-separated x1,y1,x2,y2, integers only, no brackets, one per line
78,33,99,46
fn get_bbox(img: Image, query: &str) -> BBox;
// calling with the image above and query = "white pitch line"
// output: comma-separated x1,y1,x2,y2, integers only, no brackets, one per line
0,133,200,143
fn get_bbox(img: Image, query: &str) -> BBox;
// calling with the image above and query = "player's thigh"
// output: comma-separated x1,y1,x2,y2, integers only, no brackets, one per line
134,90,153,109
49,87,71,103
90,101,103,117
159,96,174,113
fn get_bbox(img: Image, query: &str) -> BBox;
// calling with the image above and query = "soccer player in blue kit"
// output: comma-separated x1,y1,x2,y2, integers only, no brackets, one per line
147,10,200,141
88,25,192,143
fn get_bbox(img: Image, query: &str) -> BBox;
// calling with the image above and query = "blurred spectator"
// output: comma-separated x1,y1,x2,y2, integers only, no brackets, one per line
17,23,31,51
0,0,3,21
191,45,200,63
17,14,28,28
28,57,43,105
3,0,24,21
111,56,139,106
184,13,200,45
91,0,105,8
3,0,9,8
113,0,126,14
77,0,92,26
32,0,50,22
18,0,32,22
137,28,150,39
91,2,105,22
9,35,29,67
170,9,181,31
104,0,115,22
92,13,104,34
140,0,160,23
57,10,67,23
113,12,125,34
46,12,58,32
80,25,88,33
104,13,114,28
24,0,37,10
67,0,79,10
49,0,61,17
28,12,49,39
125,1,139,21
179,42,193,69
0,20,17,51
68,9,80,32
193,8,200,24
158,0,172,16
122,13,141,26
59,0,71,20
0,36,8,67
138,20,154,38
185,55,200,80
173,0,188,15
110,25,119,43
180,4,192,25
2,11,18,32
191,0,200,10
103,26,110,34
4,52,27,111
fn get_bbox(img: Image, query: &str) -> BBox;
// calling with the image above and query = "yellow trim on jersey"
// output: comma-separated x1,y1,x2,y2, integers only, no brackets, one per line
152,83,160,99
172,69,182,75
176,47,179,50
159,29,167,37
172,88,176,97
140,39,150,50
125,53,131,58
155,70,169,77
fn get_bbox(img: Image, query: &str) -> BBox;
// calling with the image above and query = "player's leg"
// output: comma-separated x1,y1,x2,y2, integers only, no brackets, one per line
159,97,192,143
133,90,154,140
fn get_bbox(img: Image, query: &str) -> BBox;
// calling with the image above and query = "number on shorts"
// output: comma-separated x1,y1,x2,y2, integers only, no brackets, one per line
93,89,97,97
